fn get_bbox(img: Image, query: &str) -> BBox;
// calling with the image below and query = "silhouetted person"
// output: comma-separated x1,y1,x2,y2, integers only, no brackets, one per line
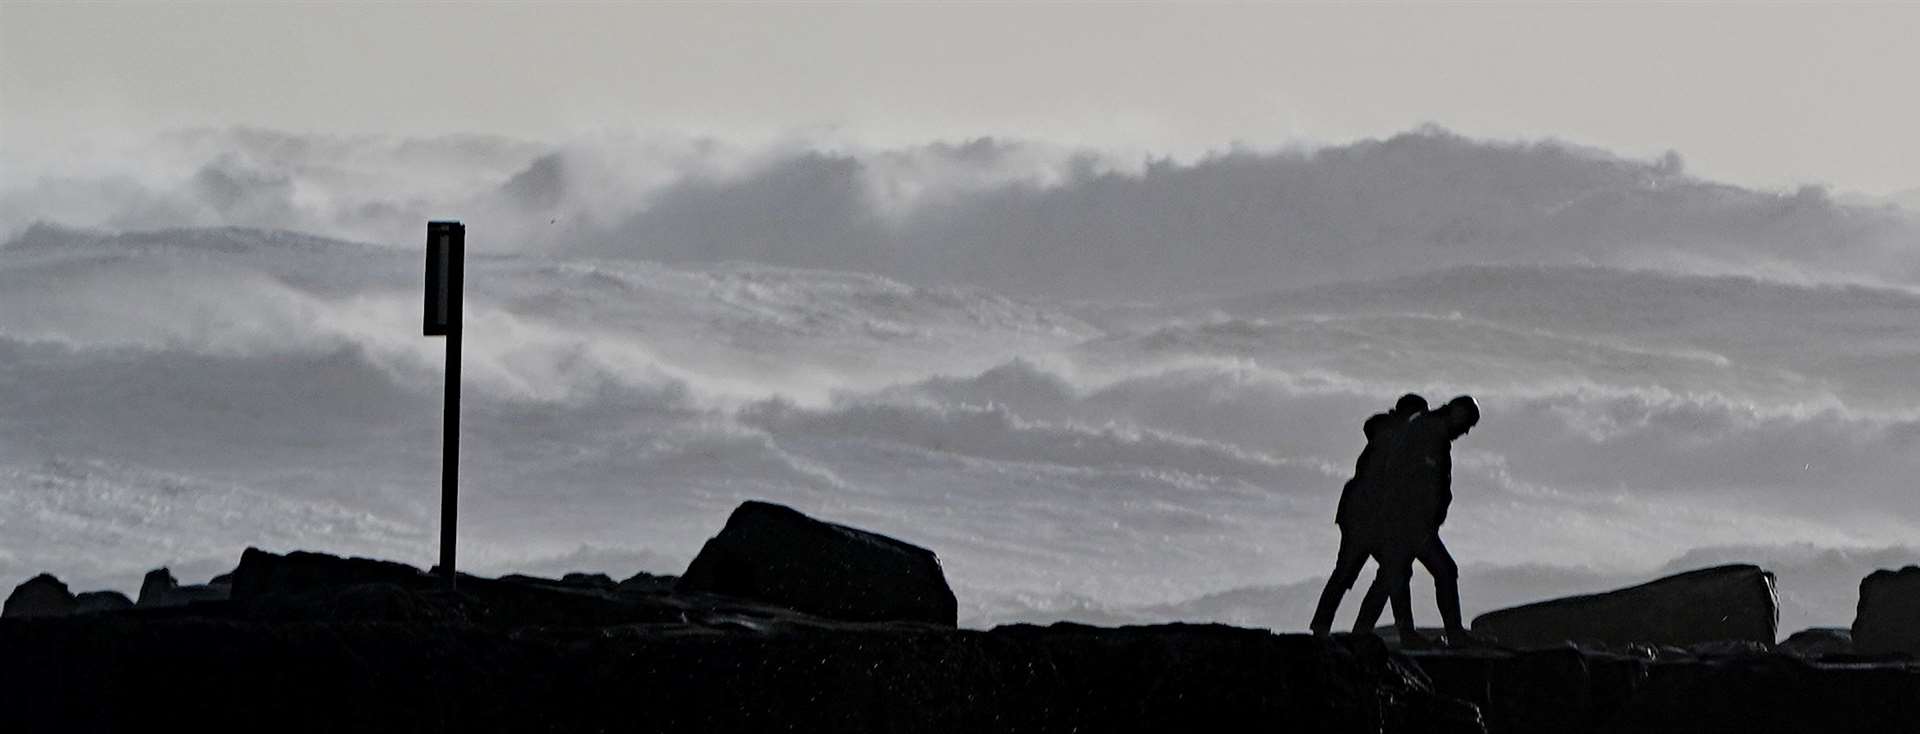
1350,395,1481,645
1308,393,1428,636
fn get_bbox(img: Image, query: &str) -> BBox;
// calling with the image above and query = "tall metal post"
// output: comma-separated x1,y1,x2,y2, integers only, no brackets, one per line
425,221,464,589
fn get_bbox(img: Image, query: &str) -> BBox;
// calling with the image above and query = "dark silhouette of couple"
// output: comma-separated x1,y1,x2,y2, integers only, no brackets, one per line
1310,393,1481,647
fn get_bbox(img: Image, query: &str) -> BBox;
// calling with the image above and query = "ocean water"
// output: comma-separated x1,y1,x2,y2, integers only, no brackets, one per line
3,130,1918,631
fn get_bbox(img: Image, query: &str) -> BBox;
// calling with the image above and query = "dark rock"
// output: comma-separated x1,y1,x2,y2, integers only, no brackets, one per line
4,574,77,618
1601,653,1920,733
138,568,175,605
137,567,229,608
1778,627,1852,657
1368,625,1451,649
1853,565,1920,656
615,570,675,595
1471,565,1777,649
74,591,134,614
1686,639,1770,657
226,559,685,628
494,572,618,593
1410,646,1644,734
0,617,1483,733
297,582,454,623
678,501,958,626
8,547,1920,734
229,547,427,601
560,572,615,589
1416,643,1920,734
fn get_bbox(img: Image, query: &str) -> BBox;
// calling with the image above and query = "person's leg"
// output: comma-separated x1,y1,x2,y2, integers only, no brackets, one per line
1354,566,1394,630
1351,555,1411,634
1309,533,1369,635
1417,535,1464,636
1389,564,1417,636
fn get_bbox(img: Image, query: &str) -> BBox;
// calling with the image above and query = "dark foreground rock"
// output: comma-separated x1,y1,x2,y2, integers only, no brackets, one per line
3,574,76,618
7,546,1920,734
0,613,1478,734
1471,565,1777,649
1409,645,1920,734
1853,565,1920,656
678,501,959,626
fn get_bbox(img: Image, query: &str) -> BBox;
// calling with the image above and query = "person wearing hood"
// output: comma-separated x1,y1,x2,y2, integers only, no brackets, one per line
1307,393,1429,636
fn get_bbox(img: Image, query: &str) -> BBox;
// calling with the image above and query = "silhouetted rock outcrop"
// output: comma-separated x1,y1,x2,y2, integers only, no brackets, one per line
560,572,615,589
4,574,77,618
1853,565,1920,657
230,547,428,600
1471,565,1777,649
5,575,136,617
616,570,675,594
1778,627,1853,658
136,567,230,608
678,501,959,626
74,591,134,615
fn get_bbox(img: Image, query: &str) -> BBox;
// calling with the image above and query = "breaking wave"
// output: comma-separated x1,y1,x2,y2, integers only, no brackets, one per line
4,126,1919,627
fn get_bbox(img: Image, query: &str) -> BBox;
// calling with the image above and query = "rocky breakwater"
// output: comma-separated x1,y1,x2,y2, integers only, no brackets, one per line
0,501,1478,734
1405,641,1920,734
1413,563,1920,733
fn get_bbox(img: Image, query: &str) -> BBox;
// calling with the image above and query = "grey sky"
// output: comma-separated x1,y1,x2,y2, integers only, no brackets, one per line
3,2,1916,194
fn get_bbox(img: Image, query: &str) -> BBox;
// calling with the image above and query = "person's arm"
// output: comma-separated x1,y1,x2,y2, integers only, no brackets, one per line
1336,478,1355,525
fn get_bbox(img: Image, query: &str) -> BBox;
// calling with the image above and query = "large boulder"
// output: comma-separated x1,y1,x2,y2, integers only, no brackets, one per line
136,568,230,608
3,574,78,618
1471,564,1777,649
1853,565,1920,656
1778,627,1853,658
229,548,428,601
74,591,134,615
677,501,959,626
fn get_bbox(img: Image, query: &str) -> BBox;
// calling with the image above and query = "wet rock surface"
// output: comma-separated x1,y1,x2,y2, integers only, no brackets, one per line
1470,564,1778,649
1853,565,1920,657
678,500,959,626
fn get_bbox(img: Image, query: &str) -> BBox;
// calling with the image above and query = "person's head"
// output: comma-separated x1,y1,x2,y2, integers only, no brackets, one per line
1393,393,1429,417
1442,395,1480,438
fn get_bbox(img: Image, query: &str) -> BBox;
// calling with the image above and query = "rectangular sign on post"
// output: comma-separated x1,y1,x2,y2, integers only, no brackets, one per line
424,222,462,336
423,221,464,588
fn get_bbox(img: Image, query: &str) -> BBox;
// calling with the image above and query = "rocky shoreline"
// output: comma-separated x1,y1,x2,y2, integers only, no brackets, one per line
6,502,1919,733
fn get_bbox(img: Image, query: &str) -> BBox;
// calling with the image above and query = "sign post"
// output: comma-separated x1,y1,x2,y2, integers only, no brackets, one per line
424,221,464,588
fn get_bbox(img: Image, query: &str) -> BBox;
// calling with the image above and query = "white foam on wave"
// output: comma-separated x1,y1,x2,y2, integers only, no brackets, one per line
3,225,1918,627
